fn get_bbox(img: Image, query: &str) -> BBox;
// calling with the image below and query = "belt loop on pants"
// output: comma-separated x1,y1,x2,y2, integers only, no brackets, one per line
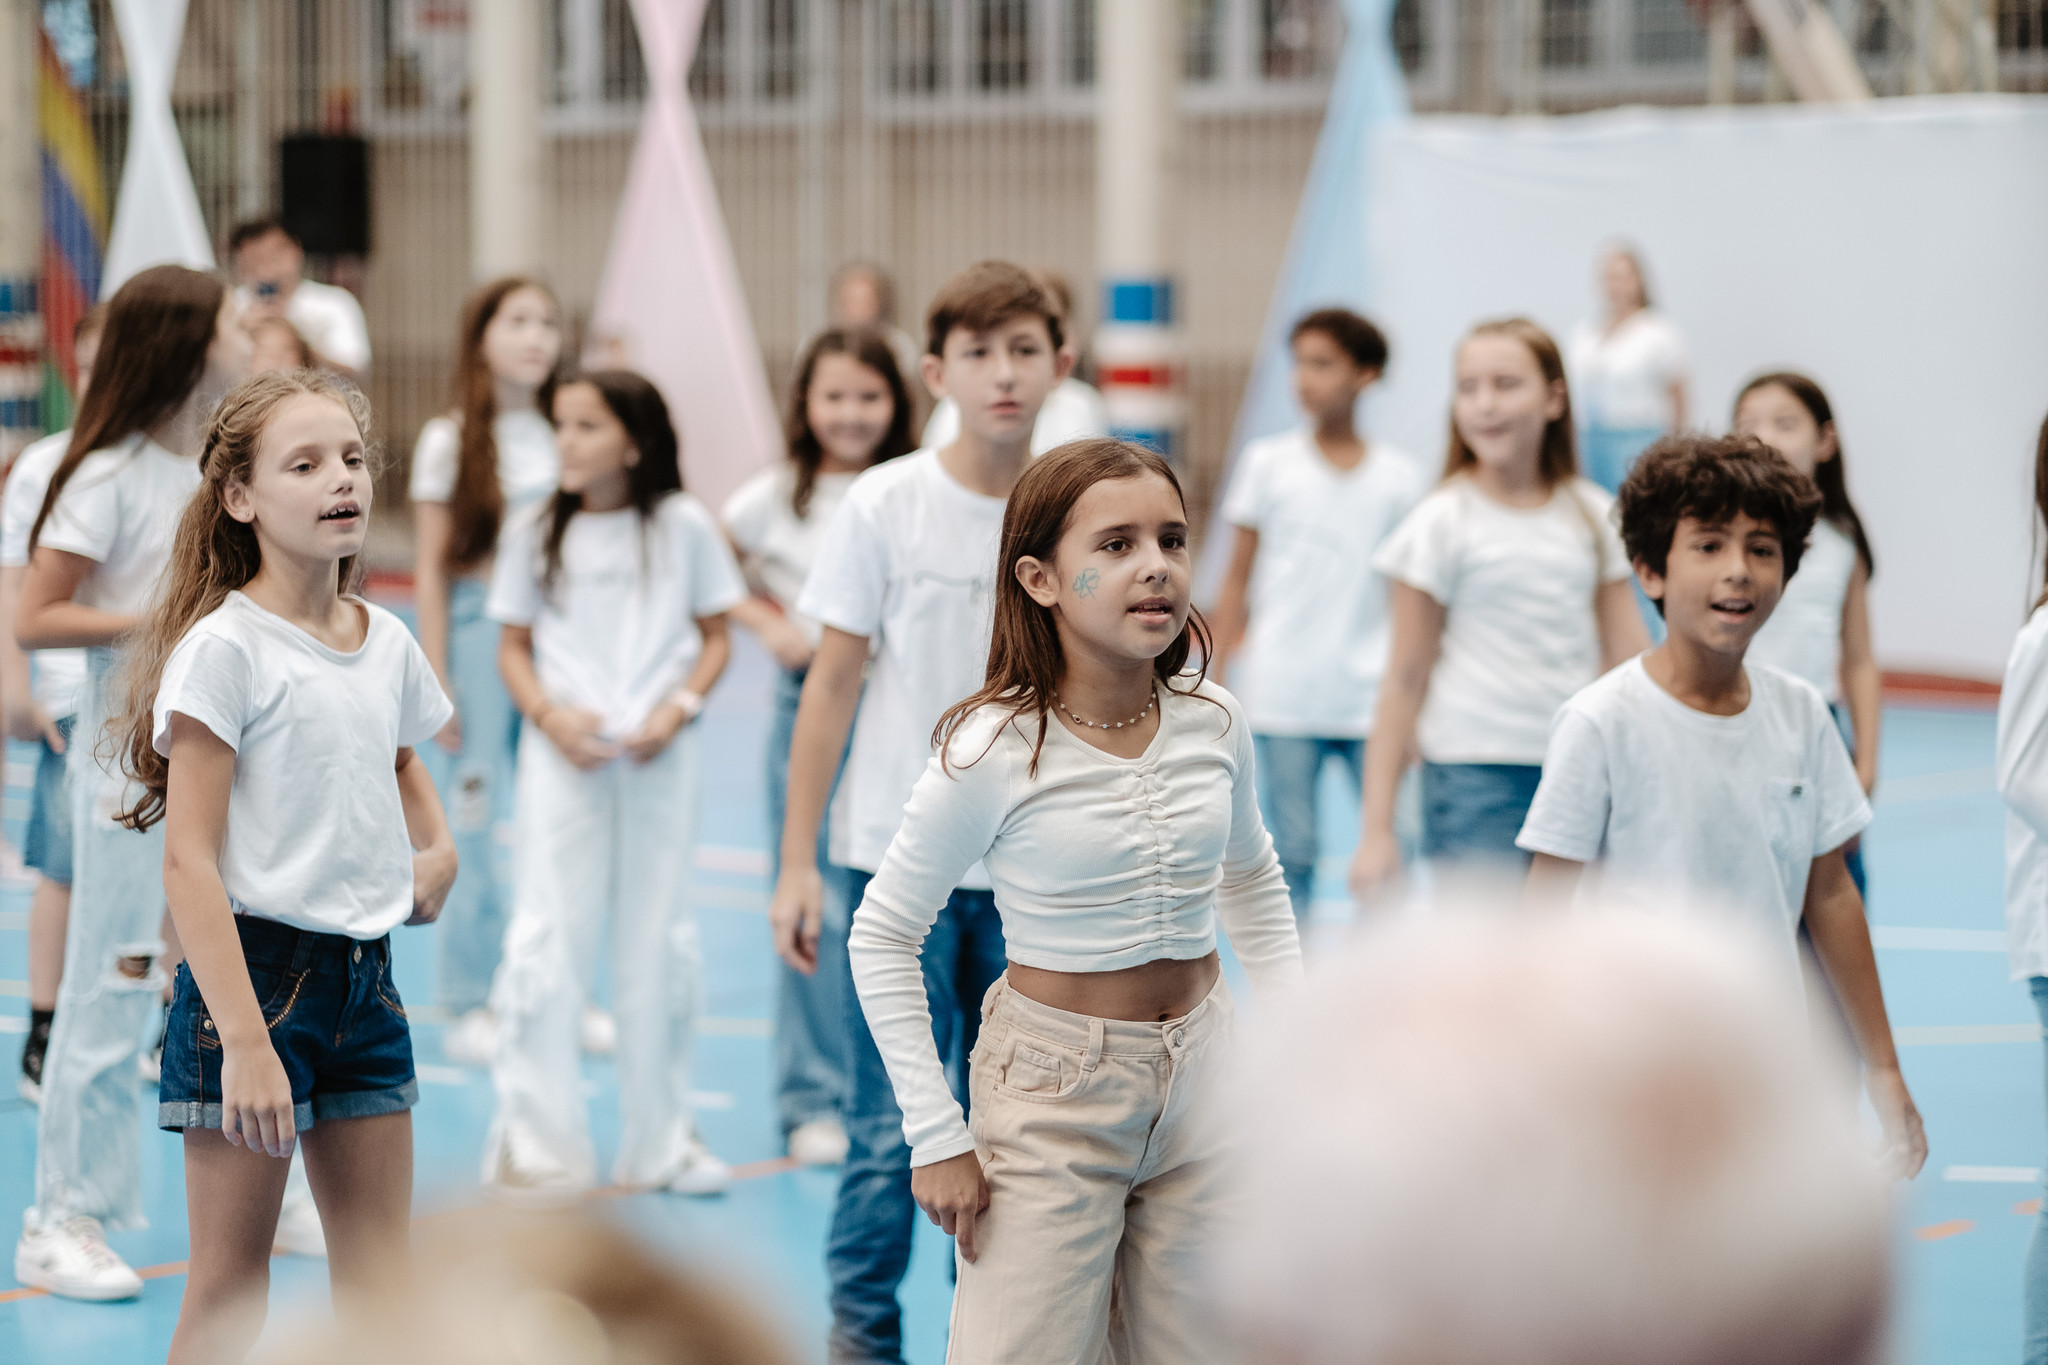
1083,1017,1103,1073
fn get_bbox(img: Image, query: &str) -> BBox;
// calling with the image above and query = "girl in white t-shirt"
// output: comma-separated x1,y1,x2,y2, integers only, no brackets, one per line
110,370,456,1361
483,370,746,1195
722,327,915,1165
1567,245,1689,494
1734,372,1880,894
12,266,253,1302
854,440,1301,1363
1352,318,1648,902
408,276,564,1061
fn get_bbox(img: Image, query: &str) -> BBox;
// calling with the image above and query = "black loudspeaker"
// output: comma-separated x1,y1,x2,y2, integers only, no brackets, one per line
279,134,370,256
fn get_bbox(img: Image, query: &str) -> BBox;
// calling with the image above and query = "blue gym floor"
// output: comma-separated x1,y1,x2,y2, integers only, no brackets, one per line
0,629,2039,1363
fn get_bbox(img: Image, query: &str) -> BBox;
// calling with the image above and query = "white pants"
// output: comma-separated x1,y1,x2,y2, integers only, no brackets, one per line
34,648,168,1228
484,726,704,1189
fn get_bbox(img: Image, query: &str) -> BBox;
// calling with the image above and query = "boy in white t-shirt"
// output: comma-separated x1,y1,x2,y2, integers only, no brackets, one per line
1516,435,1925,1178
770,261,1070,1365
1213,308,1427,921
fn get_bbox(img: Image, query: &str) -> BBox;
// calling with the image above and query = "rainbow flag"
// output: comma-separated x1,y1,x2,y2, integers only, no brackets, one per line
39,26,106,426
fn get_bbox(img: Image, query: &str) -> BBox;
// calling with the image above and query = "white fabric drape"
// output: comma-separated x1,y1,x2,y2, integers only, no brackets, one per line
101,0,214,297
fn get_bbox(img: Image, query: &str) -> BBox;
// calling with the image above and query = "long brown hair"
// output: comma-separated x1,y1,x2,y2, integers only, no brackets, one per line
1442,317,1578,486
30,265,227,555
785,328,915,518
442,277,560,569
114,371,373,830
933,439,1214,776
1734,372,1874,577
2034,410,2048,610
538,371,683,598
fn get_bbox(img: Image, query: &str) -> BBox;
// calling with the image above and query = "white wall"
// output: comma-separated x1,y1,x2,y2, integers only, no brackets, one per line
1362,95,2048,681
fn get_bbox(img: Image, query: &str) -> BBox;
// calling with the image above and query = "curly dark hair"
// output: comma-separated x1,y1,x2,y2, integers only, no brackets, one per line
1617,435,1823,586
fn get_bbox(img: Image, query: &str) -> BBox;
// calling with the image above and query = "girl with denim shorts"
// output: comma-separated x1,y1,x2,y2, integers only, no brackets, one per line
111,371,456,1362
1351,318,1650,905
849,441,1302,1364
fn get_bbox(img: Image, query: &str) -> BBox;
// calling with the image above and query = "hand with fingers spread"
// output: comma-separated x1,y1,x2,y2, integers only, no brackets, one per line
771,863,826,974
220,1035,296,1158
912,1150,991,1263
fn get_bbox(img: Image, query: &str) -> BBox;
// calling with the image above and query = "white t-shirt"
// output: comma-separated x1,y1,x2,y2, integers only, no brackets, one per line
1517,656,1871,959
850,681,1302,1165
1998,606,2048,981
1219,429,1429,737
920,377,1109,456
407,409,560,514
486,493,746,740
152,592,454,939
721,464,859,648
1373,476,1632,765
2,431,87,716
1567,309,1688,431
37,434,201,616
1747,519,1860,703
796,449,1006,880
235,279,372,373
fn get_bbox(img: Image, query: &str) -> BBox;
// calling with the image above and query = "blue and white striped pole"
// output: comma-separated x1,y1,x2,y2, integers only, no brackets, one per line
1097,0,1184,462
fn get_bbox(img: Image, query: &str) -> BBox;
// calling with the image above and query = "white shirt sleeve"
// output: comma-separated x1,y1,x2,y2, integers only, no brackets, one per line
720,470,778,556
848,722,1014,1166
1217,441,1270,530
484,510,543,626
1213,694,1304,993
2001,614,2048,836
1515,706,1613,862
679,498,748,618
408,418,461,505
397,627,455,746
152,629,254,756
292,283,371,372
1572,481,1634,585
1807,695,1873,856
0,448,49,568
794,491,889,639
1372,491,1458,604
37,453,124,564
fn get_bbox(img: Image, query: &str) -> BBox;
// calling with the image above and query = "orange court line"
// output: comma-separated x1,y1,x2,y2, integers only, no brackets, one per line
2018,1199,2043,1217
0,1157,807,1305
1914,1219,1976,1241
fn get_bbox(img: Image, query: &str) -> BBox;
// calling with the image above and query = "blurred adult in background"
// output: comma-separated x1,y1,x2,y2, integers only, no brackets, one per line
1217,913,1894,1365
829,262,923,400
229,218,371,380
920,270,1109,455
260,1208,793,1365
1568,245,1689,494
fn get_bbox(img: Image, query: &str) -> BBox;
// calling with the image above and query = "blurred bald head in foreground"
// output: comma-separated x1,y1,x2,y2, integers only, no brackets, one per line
1217,912,1892,1365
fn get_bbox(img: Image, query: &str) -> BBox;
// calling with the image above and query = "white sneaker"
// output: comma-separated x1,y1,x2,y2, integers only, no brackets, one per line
579,1006,617,1055
443,1008,499,1068
483,1130,582,1201
787,1116,849,1166
14,1212,143,1301
272,1189,327,1258
666,1141,732,1197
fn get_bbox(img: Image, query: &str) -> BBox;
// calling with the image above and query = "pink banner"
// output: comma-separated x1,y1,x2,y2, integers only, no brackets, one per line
585,0,779,513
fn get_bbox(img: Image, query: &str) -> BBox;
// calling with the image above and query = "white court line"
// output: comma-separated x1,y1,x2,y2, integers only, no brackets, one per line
415,1064,469,1086
1944,1165,2042,1183
1895,1023,2043,1046
0,911,26,931
1870,926,2007,952
697,845,770,877
696,884,768,913
1874,767,1997,807
0,1016,24,1034
0,981,25,998
701,1016,773,1038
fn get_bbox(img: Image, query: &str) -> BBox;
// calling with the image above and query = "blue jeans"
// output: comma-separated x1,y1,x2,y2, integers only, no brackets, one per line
159,913,417,1133
1420,762,1543,869
827,867,1006,1365
1829,702,1868,898
1252,734,1364,921
22,714,75,884
771,664,851,1134
423,576,521,1015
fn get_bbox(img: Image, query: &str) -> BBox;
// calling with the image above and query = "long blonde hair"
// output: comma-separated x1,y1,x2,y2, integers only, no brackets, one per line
114,370,373,830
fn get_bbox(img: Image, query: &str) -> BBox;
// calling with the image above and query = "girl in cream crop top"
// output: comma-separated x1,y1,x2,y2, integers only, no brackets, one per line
847,676,1303,1166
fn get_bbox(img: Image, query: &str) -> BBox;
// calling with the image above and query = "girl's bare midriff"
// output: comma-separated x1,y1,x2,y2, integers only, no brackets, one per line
1005,951,1219,1024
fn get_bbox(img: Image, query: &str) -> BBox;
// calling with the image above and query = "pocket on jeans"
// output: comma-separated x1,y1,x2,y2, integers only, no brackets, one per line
198,966,307,1052
991,1035,1085,1103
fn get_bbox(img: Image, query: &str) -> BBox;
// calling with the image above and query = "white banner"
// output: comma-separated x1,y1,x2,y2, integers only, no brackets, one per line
102,0,215,297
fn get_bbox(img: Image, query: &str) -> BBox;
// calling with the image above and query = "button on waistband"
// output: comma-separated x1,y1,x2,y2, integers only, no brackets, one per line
1172,1028,1185,1047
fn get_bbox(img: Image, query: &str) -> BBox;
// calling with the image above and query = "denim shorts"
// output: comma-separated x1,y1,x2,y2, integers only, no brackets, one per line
22,715,74,884
159,912,418,1133
1420,761,1544,865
